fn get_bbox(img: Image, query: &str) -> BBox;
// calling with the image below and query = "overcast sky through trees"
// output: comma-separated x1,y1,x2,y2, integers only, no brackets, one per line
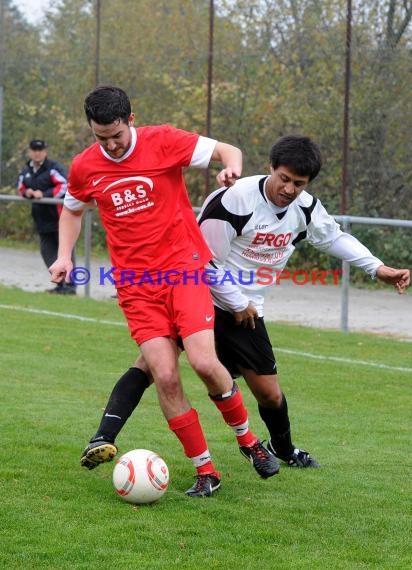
12,0,51,24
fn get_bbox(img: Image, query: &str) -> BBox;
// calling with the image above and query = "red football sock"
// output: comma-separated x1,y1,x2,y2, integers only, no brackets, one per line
211,384,257,447
168,408,217,475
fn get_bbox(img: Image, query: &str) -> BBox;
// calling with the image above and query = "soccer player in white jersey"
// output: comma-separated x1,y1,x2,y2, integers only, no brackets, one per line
197,134,409,467
80,134,409,471
49,85,279,498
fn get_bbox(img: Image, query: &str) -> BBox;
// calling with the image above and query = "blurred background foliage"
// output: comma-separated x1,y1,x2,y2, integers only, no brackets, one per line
0,0,411,280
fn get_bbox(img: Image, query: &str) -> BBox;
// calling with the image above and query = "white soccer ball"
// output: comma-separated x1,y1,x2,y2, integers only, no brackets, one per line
113,448,169,504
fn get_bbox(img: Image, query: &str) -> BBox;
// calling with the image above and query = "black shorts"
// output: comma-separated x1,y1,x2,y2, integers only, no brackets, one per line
214,307,277,378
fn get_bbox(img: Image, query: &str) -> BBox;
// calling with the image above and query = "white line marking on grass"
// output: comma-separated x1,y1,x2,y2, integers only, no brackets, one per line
0,304,127,327
1,304,411,374
276,347,412,374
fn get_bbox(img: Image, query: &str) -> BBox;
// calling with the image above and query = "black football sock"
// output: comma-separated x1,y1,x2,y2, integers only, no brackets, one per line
91,367,150,444
258,393,294,457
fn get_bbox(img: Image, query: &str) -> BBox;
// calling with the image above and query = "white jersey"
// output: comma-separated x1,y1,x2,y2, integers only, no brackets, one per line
198,175,383,316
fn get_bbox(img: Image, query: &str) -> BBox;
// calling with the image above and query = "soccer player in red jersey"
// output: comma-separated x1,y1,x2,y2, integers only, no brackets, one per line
49,85,279,497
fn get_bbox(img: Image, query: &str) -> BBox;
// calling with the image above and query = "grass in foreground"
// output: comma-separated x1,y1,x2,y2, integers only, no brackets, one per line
0,285,411,569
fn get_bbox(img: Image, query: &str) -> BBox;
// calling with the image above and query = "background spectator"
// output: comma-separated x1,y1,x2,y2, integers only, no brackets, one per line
17,139,76,295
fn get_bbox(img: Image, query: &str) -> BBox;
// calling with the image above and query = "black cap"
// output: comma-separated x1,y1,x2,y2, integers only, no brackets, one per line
29,139,46,150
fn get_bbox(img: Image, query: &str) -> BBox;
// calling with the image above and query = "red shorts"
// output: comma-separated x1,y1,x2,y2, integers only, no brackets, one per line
117,271,215,345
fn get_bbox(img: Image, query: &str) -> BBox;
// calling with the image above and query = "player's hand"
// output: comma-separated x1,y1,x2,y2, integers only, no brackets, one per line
376,265,410,294
32,190,44,199
24,188,35,198
233,302,259,329
49,258,73,285
211,142,242,187
216,167,240,188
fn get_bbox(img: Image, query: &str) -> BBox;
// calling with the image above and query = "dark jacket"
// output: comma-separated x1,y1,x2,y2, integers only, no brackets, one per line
17,158,68,233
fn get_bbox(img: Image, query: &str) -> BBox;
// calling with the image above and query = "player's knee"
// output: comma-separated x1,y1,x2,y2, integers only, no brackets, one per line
257,384,283,408
153,368,179,389
189,355,219,380
189,359,211,379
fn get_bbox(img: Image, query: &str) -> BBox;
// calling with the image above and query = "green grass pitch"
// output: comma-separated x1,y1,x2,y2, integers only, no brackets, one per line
0,285,410,569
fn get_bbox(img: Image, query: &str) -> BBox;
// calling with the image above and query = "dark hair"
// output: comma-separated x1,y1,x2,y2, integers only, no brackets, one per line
269,135,322,182
84,85,131,126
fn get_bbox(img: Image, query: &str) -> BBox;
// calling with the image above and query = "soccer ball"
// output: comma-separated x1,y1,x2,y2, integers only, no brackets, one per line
112,448,169,504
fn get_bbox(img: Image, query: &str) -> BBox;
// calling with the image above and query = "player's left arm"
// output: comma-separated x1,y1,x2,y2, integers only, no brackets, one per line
324,234,410,294
306,200,410,293
211,142,242,187
375,265,410,294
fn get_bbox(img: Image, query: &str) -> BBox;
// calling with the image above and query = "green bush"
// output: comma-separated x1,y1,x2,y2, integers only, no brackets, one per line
0,186,36,243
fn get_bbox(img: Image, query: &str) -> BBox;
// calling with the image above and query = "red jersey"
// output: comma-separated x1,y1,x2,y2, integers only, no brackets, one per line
66,125,214,282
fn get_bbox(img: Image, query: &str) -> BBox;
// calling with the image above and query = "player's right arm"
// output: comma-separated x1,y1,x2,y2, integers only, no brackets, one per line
232,302,259,329
198,188,252,321
49,206,84,284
